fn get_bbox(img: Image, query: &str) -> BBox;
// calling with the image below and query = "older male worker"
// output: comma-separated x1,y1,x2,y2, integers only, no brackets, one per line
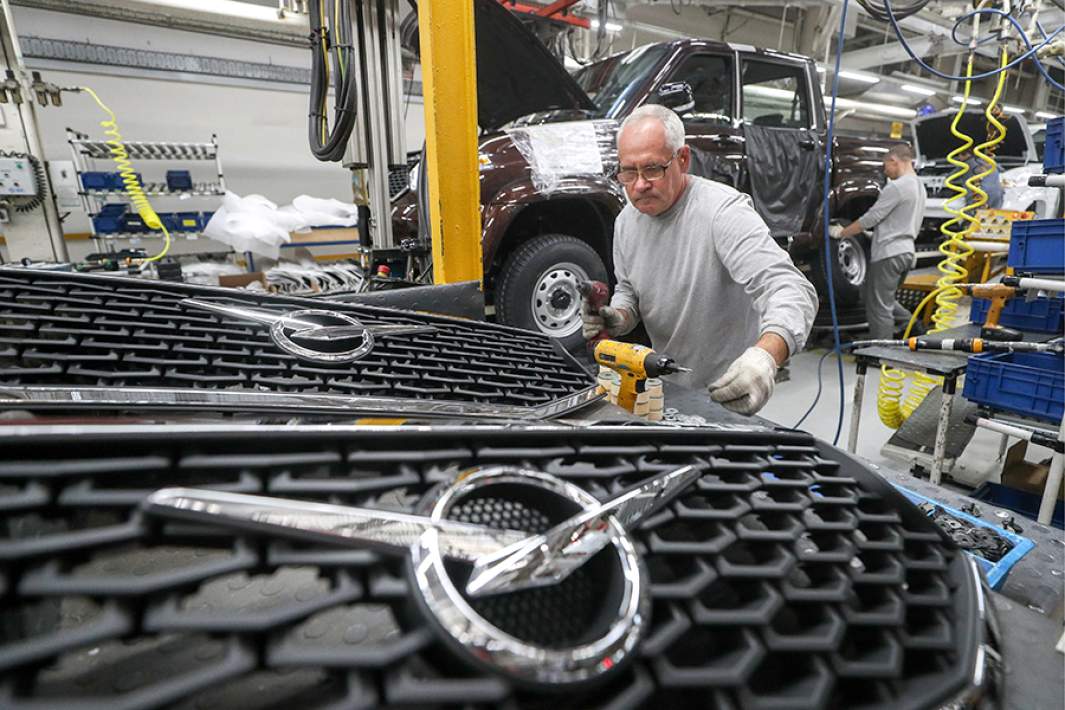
581,104,818,415
830,143,926,339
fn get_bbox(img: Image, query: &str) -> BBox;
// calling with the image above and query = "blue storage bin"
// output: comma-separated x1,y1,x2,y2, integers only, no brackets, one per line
122,212,147,234
81,171,112,190
92,203,127,233
1045,116,1064,175
972,482,1064,530
964,351,1065,423
1008,219,1064,274
166,170,193,191
893,484,1035,589
175,211,201,232
159,212,181,232
970,294,1065,333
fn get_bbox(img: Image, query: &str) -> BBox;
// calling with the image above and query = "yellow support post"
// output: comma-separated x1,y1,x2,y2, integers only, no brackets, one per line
418,0,483,285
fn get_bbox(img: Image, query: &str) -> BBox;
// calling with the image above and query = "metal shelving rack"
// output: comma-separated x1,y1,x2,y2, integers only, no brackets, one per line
66,130,226,249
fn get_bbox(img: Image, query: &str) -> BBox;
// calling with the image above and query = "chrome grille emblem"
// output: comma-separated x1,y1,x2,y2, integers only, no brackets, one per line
144,464,701,686
181,298,436,363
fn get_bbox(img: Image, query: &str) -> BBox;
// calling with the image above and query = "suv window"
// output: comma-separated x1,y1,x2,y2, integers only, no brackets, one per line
668,53,732,125
741,59,810,129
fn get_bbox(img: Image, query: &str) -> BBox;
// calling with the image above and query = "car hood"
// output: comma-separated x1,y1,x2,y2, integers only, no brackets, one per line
913,110,1034,164
407,0,596,131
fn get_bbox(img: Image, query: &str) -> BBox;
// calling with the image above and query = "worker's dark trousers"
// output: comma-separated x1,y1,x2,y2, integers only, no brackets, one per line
865,253,914,339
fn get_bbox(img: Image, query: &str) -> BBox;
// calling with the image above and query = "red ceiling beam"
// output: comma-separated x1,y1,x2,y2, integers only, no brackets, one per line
498,1,590,28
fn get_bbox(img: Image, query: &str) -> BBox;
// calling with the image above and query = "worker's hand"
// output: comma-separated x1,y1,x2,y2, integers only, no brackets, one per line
581,301,628,340
708,346,778,416
828,224,845,240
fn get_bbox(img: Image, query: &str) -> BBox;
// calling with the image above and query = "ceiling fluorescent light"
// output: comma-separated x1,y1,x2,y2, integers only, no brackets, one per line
1036,110,1058,119
816,65,826,73
901,84,936,96
951,95,983,105
838,70,880,84
835,96,916,119
590,19,623,32
150,0,284,22
1000,105,1025,114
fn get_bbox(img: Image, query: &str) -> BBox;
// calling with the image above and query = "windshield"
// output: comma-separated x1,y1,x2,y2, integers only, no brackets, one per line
573,44,671,119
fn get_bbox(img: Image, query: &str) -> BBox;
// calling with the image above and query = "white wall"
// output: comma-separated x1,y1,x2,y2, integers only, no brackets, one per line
2,6,425,262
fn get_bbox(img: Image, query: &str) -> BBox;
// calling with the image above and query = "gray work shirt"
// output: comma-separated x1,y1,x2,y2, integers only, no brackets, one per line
859,172,927,262
609,176,818,390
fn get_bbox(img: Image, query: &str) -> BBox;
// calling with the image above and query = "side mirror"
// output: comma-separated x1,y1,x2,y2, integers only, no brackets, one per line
657,82,695,114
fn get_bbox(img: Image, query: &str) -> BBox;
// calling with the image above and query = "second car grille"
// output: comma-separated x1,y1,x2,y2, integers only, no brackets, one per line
0,269,592,408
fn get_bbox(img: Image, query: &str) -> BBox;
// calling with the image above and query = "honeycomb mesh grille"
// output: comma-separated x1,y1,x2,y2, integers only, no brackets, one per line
0,269,590,406
0,426,976,709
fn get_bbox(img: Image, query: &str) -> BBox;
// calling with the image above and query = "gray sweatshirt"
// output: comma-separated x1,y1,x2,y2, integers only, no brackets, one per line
858,172,927,262
610,176,818,390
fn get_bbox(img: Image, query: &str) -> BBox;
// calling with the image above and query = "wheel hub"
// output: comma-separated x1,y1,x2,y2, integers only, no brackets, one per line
837,239,867,287
531,263,590,338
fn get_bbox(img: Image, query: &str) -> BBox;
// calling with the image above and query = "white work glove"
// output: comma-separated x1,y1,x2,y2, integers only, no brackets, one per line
581,300,629,340
828,224,845,240
708,346,778,416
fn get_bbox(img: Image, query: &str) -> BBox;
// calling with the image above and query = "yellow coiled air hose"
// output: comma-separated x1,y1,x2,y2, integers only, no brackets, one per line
876,47,1009,428
80,87,171,263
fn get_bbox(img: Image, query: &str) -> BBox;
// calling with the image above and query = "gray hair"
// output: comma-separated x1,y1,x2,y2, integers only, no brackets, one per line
619,104,686,153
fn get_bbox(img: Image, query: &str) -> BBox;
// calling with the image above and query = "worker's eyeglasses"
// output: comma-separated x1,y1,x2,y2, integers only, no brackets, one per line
616,153,676,185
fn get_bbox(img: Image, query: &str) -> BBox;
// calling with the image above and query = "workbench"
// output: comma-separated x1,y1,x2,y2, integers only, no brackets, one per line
847,323,1052,485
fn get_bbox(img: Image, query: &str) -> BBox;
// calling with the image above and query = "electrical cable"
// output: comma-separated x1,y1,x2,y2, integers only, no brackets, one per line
791,350,836,430
817,0,853,446
79,86,170,264
880,0,1065,91
308,0,357,162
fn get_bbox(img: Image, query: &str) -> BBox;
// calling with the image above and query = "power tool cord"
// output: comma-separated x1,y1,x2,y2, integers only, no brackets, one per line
816,0,853,446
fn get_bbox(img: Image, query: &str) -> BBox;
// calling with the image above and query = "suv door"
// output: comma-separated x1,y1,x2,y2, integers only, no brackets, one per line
663,51,745,189
739,55,823,238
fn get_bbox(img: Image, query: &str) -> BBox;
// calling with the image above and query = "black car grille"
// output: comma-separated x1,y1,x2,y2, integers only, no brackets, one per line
0,269,591,408
0,425,982,709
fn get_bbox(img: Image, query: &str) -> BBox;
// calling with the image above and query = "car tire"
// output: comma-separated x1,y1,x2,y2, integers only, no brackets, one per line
496,234,608,352
810,228,871,307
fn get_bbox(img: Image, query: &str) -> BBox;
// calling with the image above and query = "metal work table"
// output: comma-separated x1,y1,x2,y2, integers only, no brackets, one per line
635,380,1065,710
848,323,1050,485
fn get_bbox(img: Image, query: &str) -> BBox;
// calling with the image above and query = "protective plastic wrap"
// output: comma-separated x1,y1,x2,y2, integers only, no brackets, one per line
505,120,618,195
203,192,361,259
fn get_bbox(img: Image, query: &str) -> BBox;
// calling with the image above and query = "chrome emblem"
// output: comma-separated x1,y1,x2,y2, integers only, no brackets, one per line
181,298,436,363
143,464,701,686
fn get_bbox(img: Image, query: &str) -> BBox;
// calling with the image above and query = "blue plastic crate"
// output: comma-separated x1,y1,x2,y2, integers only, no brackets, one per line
972,482,1064,530
1046,116,1064,175
121,212,147,234
80,171,112,190
1008,219,1064,274
91,204,127,234
970,294,1065,333
963,351,1065,423
165,170,193,191
175,211,202,232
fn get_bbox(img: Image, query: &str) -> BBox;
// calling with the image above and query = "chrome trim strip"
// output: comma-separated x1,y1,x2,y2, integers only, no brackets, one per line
0,385,604,421
143,487,530,561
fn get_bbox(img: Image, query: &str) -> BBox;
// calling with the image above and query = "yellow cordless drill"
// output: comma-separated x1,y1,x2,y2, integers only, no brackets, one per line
593,339,691,412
